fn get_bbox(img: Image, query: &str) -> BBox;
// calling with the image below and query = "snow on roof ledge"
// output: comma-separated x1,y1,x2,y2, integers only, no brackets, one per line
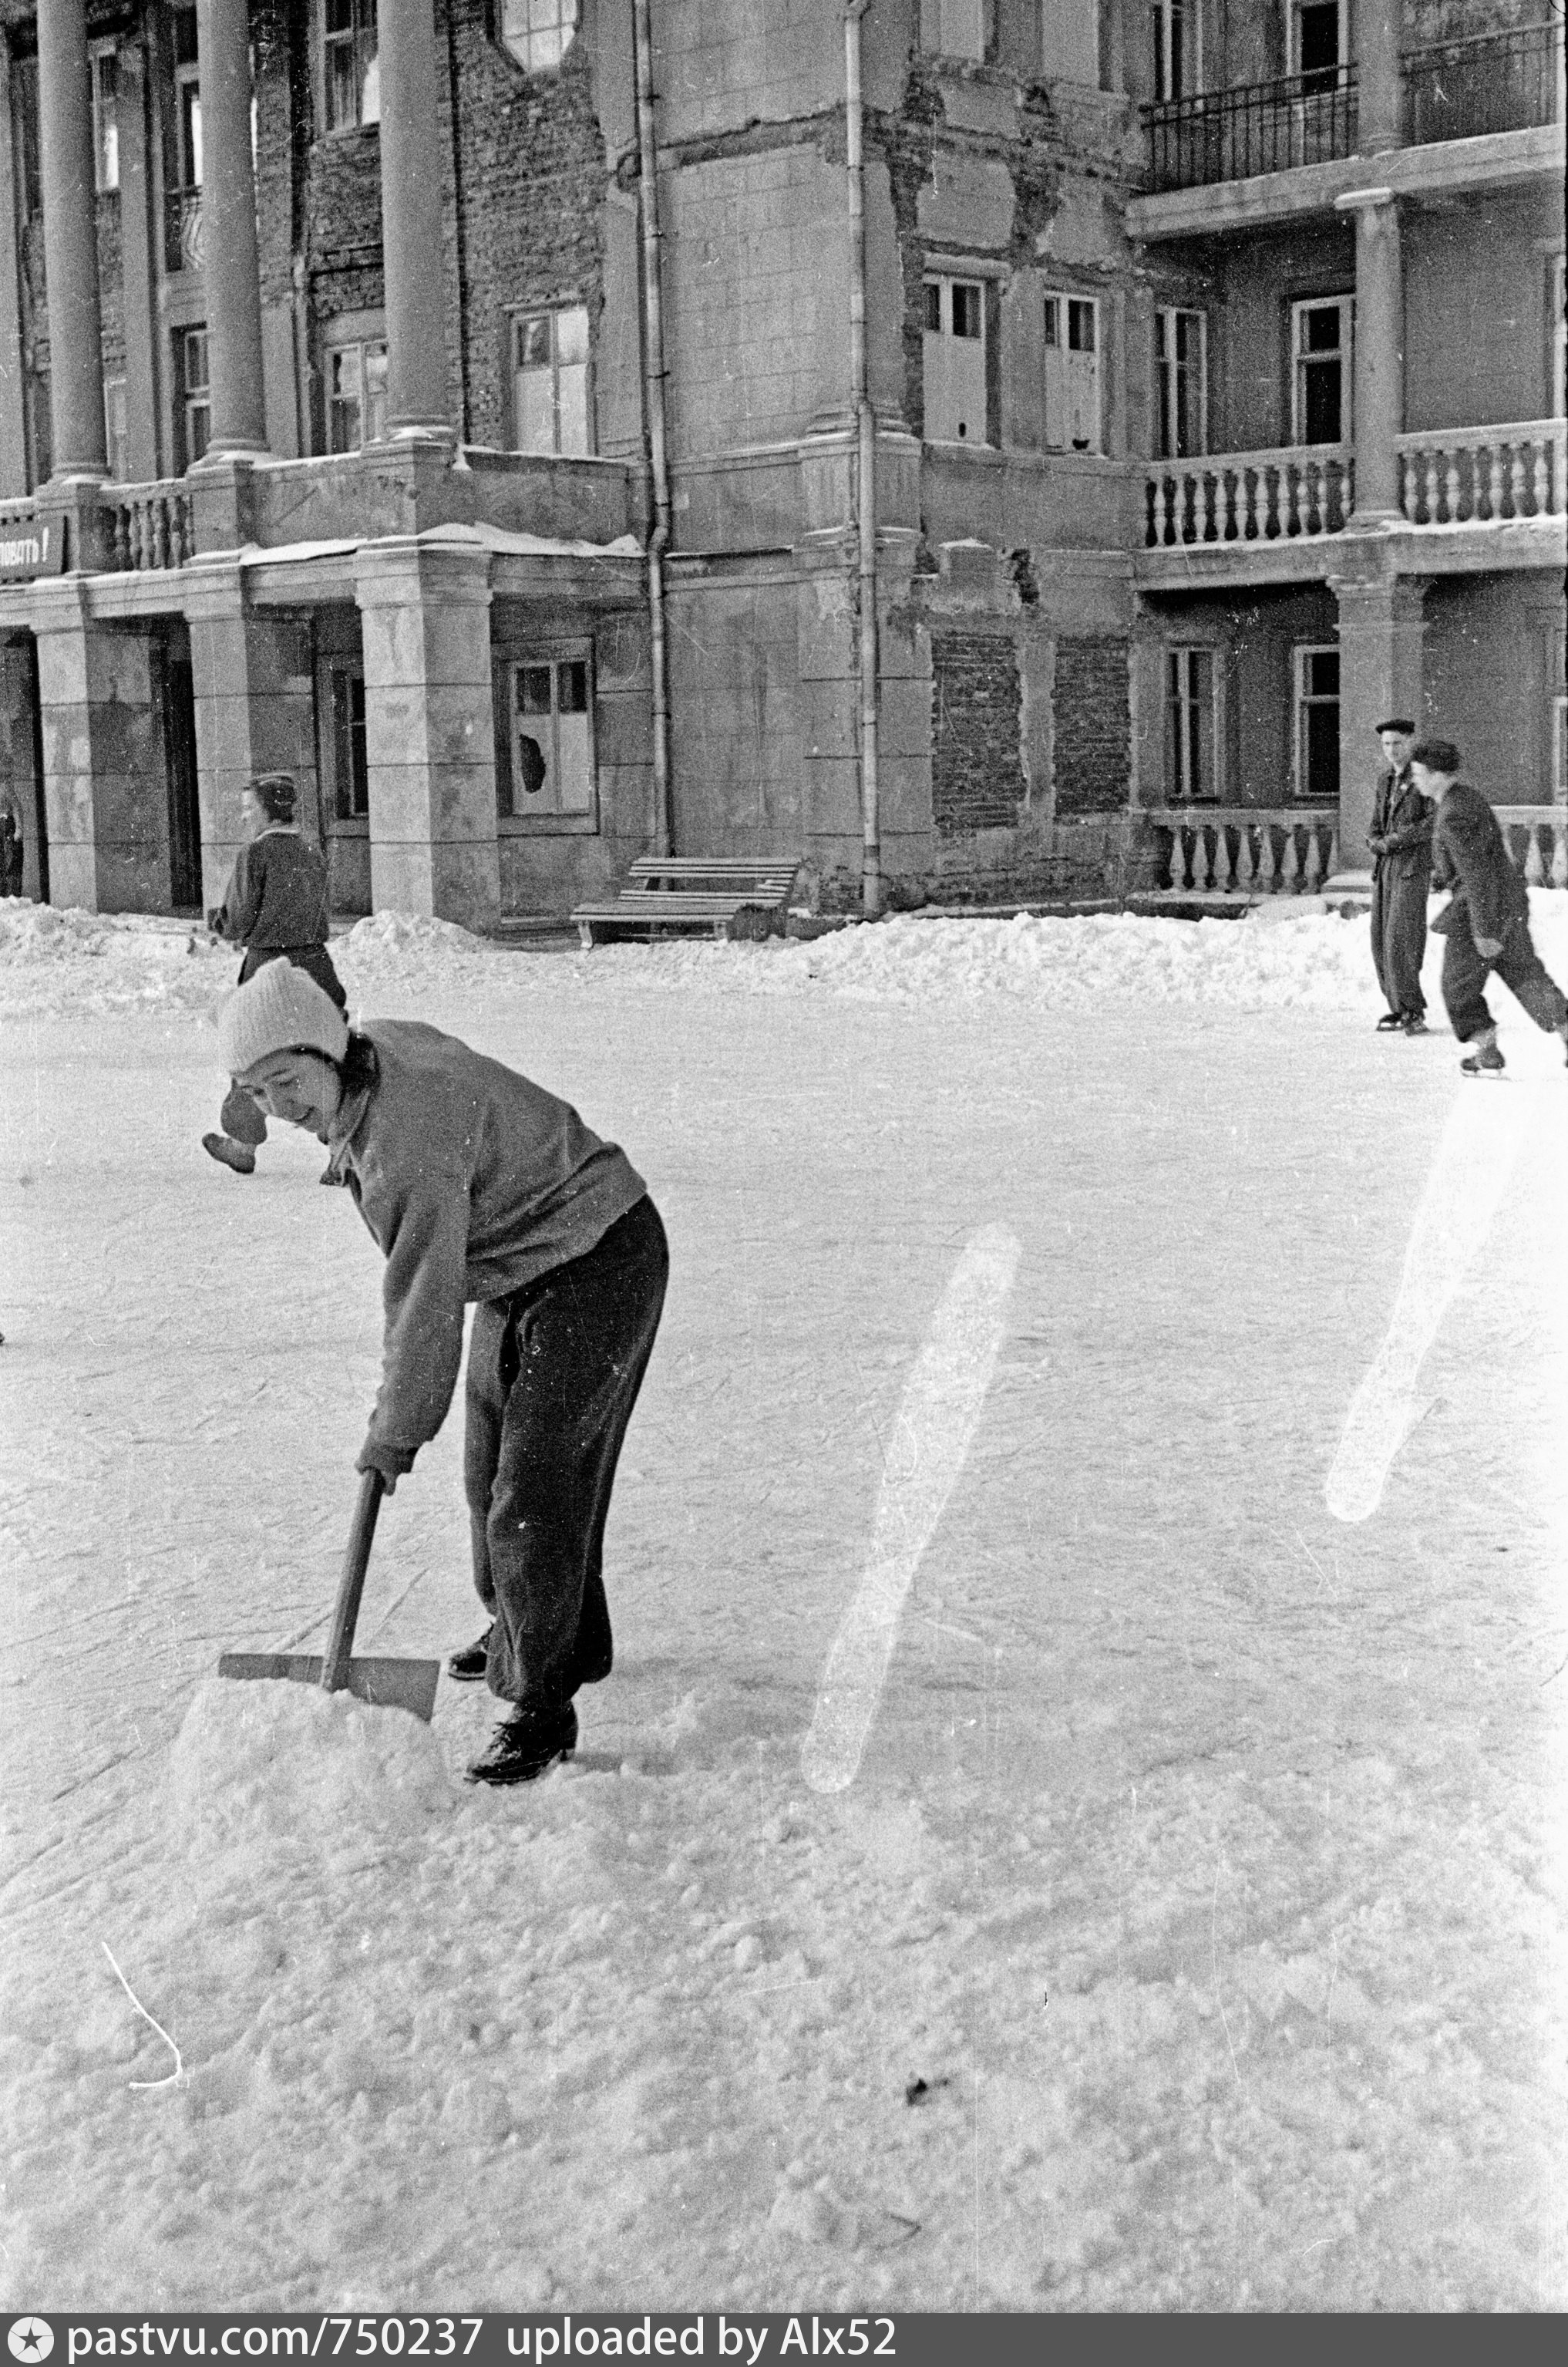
236,525,642,570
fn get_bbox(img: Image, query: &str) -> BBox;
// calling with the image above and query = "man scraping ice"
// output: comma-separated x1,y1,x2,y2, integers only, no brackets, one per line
214,960,668,1784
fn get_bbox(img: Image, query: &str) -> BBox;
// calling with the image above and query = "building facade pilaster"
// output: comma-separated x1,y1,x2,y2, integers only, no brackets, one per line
32,581,168,911
116,35,161,485
1354,0,1405,157
379,0,453,438
1329,566,1428,864
353,540,500,927
0,38,30,495
1338,187,1404,523
37,0,108,480
197,0,270,458
183,566,318,914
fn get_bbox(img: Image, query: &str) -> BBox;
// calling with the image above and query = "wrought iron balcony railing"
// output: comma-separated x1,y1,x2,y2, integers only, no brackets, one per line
163,186,204,277
1142,67,1358,192
1401,21,1563,146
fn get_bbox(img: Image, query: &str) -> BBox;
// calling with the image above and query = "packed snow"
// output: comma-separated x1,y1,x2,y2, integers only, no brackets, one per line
2,891,1566,2312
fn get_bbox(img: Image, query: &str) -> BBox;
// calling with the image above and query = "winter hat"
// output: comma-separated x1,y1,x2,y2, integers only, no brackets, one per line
1409,737,1461,775
245,773,297,821
1375,718,1415,736
218,961,350,1079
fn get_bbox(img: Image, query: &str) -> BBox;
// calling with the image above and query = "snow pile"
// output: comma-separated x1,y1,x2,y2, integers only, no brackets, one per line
0,901,230,1018
342,910,503,993
170,1679,456,1857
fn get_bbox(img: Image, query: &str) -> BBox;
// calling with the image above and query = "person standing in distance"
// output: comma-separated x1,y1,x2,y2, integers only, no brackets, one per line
204,772,347,1177
1414,736,1568,1076
1366,718,1433,1035
212,961,669,1785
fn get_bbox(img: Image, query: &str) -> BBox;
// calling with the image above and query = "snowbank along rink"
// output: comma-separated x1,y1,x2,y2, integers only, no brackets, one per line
2,894,1566,2314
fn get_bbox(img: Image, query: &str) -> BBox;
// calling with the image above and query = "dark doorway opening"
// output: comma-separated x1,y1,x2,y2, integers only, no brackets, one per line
161,636,202,910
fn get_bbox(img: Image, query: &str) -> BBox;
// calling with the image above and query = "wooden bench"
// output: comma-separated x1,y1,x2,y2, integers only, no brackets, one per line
572,856,802,948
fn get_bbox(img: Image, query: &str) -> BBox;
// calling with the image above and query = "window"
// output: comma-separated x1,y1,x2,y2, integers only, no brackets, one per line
1149,0,1200,100
91,45,119,193
1043,292,1100,453
499,0,580,73
327,340,388,451
921,0,986,61
1290,0,1344,93
328,665,369,822
1292,297,1352,445
177,64,203,189
923,277,988,445
1295,646,1340,803
1165,648,1217,802
325,0,380,131
512,305,591,456
1155,307,1206,459
103,377,127,480
500,655,594,821
180,329,210,468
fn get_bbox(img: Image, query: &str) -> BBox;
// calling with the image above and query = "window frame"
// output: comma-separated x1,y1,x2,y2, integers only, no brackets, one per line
921,272,991,447
496,0,581,76
324,330,389,453
90,41,119,194
1149,0,1201,102
324,0,381,135
318,658,370,829
1164,645,1221,803
175,59,203,190
496,645,598,833
1289,0,1348,90
509,302,593,458
179,327,210,470
1042,289,1102,455
103,375,128,480
1154,305,1206,460
1290,294,1354,447
1294,643,1341,804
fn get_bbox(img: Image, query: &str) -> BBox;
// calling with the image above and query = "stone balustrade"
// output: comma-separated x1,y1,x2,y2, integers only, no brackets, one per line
1146,447,1354,547
1397,421,1566,526
104,483,195,571
1143,808,1342,894
1493,806,1568,887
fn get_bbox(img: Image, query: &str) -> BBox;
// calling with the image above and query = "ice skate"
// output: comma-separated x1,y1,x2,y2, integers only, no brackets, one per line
203,1132,257,1174
1400,1013,1428,1036
446,1623,493,1682
1459,1039,1506,1078
1375,1011,1404,1032
466,1699,577,1786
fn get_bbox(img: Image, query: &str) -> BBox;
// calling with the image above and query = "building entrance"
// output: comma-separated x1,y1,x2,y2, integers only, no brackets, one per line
159,634,202,911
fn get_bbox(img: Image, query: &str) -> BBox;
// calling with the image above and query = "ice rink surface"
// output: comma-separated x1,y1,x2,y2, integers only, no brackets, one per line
2,899,1565,2311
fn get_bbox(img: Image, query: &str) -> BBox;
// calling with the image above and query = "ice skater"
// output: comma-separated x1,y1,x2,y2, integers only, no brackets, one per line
1366,717,1432,1035
213,960,668,1784
1412,737,1568,1077
204,773,346,1177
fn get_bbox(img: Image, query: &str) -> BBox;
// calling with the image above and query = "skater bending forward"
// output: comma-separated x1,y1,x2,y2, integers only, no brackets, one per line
215,959,668,1783
1412,737,1568,1078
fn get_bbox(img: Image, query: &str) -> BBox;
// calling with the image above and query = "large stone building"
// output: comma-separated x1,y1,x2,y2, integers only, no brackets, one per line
0,0,1562,924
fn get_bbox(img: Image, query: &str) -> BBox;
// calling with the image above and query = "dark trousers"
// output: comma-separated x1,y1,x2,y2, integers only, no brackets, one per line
464,1195,668,1712
219,944,348,1146
1440,913,1568,1043
1370,868,1428,1017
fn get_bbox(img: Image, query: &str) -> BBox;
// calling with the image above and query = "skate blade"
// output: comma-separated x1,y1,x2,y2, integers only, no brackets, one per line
217,1652,440,1722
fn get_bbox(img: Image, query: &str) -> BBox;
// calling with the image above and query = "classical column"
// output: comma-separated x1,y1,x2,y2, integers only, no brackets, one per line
1330,570,1427,867
1354,0,1405,157
379,0,451,437
37,0,107,479
185,567,318,914
197,0,268,456
33,579,170,912
1338,187,1403,523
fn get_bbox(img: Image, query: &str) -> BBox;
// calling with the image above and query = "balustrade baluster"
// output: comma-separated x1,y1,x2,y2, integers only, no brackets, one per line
1168,826,1187,893
171,498,189,565
112,507,130,570
1509,443,1527,517
1475,440,1496,520
1199,823,1217,890
130,504,147,569
1280,829,1300,894
1531,439,1549,515
1399,450,1416,523
1304,827,1324,892
1551,820,1568,891
1325,826,1340,879
1257,824,1279,893
1234,823,1255,894
1523,829,1545,887
153,501,170,570
1442,446,1462,524
1422,447,1440,524
1284,459,1301,537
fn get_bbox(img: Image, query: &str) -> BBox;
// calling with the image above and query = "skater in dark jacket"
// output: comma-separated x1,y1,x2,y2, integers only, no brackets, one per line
1366,718,1432,1034
204,773,347,1176
214,959,668,1786
1413,738,1568,1076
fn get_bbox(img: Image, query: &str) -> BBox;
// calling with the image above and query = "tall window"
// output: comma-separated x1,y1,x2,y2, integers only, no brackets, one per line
1166,648,1216,801
328,666,369,821
512,306,591,456
923,277,987,445
325,0,380,131
177,66,203,188
103,377,127,480
1043,292,1100,453
921,0,986,60
499,1,580,72
180,329,210,467
1292,297,1352,444
327,340,388,450
1155,307,1206,459
501,655,594,822
1290,0,1344,93
1150,0,1200,100
1296,646,1340,802
91,46,119,193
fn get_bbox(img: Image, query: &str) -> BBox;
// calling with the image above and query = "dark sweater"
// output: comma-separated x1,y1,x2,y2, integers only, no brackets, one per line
211,827,332,951
327,1021,648,1456
1429,781,1528,944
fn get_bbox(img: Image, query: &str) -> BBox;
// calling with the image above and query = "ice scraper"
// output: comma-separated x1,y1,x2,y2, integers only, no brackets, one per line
217,1470,441,1721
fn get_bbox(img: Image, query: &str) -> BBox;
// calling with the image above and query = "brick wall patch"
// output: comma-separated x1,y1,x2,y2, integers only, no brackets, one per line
931,629,1025,839
1052,635,1131,815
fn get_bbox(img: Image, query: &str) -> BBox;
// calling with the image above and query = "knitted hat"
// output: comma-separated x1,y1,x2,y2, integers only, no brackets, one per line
1409,737,1461,775
218,961,349,1078
245,773,297,821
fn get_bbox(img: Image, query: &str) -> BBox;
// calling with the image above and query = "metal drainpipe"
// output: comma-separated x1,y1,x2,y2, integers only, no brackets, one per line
844,0,881,917
633,0,674,857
